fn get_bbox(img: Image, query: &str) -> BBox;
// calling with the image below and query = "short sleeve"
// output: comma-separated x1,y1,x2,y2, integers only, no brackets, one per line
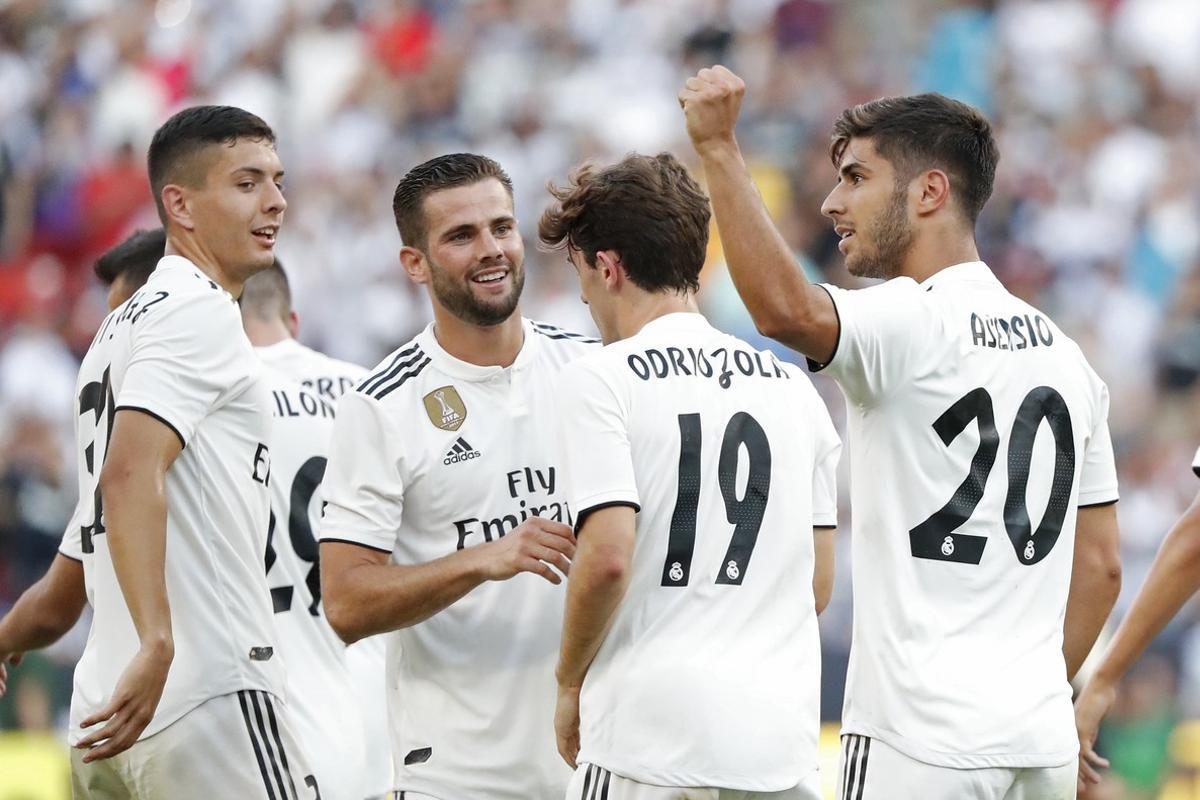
318,390,406,553
809,394,841,528
117,294,251,446
812,280,938,404
1078,382,1119,506
558,358,640,530
59,500,85,562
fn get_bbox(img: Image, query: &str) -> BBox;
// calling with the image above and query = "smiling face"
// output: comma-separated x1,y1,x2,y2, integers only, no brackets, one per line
415,178,525,327
820,137,914,280
187,138,286,282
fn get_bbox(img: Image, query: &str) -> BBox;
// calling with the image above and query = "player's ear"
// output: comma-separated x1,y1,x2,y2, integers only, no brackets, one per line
287,310,300,339
915,168,951,217
399,246,428,285
595,250,623,291
161,184,195,231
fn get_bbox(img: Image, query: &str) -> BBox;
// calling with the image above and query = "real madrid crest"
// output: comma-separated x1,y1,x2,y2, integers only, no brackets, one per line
423,385,467,431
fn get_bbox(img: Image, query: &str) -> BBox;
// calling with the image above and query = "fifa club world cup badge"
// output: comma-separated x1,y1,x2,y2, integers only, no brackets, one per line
423,386,467,431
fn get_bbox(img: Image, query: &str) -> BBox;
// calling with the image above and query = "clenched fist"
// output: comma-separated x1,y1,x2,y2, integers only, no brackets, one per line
678,65,746,155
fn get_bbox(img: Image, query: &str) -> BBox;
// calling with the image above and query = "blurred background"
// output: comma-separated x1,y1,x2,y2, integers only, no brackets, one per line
0,0,1197,797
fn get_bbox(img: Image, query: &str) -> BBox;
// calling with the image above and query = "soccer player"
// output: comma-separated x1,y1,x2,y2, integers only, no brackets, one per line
0,227,162,701
1075,449,1200,788
679,67,1122,799
66,106,315,798
319,153,594,799
240,263,392,800
93,228,166,310
540,152,840,800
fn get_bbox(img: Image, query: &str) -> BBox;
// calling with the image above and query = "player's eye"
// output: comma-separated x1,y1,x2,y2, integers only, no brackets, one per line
239,180,255,190
495,224,512,236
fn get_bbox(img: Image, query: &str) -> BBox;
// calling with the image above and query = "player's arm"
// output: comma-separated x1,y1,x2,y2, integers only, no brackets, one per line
0,553,87,696
1063,503,1121,681
321,517,574,644
1076,490,1200,785
813,527,835,615
679,66,838,362
76,410,180,762
555,505,636,768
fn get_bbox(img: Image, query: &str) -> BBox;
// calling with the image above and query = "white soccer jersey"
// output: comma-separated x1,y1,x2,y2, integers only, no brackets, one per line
319,318,597,800
559,313,840,791
256,339,391,800
814,261,1119,769
68,255,283,745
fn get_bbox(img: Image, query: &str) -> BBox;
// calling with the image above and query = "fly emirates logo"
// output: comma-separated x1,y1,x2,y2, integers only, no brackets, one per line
452,466,573,550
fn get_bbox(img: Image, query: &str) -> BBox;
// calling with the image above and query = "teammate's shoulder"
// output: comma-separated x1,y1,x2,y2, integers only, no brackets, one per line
353,334,431,403
527,319,601,358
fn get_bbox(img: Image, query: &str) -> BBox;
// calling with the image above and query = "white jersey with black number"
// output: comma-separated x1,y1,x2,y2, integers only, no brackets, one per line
69,255,283,744
318,318,597,800
255,339,392,800
559,313,840,791
815,261,1119,769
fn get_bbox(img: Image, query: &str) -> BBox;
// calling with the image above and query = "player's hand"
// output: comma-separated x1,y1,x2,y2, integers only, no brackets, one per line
76,643,173,762
678,65,745,156
0,651,23,698
1074,678,1116,788
479,517,575,585
555,683,582,768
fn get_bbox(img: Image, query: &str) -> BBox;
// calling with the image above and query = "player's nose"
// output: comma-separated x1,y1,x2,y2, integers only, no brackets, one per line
820,185,843,219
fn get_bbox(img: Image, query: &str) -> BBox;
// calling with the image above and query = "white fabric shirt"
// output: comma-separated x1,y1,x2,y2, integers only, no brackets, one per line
256,339,391,800
68,256,283,744
319,318,597,800
560,313,840,790
816,261,1119,768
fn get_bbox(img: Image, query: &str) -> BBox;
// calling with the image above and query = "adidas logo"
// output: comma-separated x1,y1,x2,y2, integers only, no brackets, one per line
443,437,481,465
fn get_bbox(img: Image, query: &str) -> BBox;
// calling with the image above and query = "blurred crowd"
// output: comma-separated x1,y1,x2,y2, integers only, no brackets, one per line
0,0,1198,797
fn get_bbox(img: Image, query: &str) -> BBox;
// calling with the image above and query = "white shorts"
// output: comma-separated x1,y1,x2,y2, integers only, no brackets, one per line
71,690,318,800
564,764,822,800
836,735,1077,800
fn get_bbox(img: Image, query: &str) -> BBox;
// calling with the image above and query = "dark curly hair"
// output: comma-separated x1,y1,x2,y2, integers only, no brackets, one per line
539,152,711,294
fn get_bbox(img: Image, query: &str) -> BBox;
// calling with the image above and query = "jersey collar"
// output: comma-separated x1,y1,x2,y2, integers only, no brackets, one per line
416,317,542,381
154,255,235,301
918,261,998,291
637,311,713,336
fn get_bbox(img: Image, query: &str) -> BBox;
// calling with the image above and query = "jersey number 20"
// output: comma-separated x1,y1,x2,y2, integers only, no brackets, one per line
661,412,772,587
910,386,1075,566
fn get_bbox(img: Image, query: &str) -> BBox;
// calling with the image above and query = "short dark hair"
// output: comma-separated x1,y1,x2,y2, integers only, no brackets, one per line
239,260,292,322
93,228,166,289
831,93,999,223
538,152,711,294
392,154,513,249
148,105,276,224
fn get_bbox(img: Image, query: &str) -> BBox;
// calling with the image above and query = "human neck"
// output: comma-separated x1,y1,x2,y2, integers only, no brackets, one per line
430,306,525,367
614,291,699,341
165,233,245,297
897,227,980,284
242,317,292,347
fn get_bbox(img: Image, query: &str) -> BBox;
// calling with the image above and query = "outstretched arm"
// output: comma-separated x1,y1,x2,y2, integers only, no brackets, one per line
1076,491,1200,786
679,66,839,362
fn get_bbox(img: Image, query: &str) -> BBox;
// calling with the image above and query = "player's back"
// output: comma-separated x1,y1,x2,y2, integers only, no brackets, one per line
820,262,1119,767
563,312,840,791
70,255,283,744
256,340,391,800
